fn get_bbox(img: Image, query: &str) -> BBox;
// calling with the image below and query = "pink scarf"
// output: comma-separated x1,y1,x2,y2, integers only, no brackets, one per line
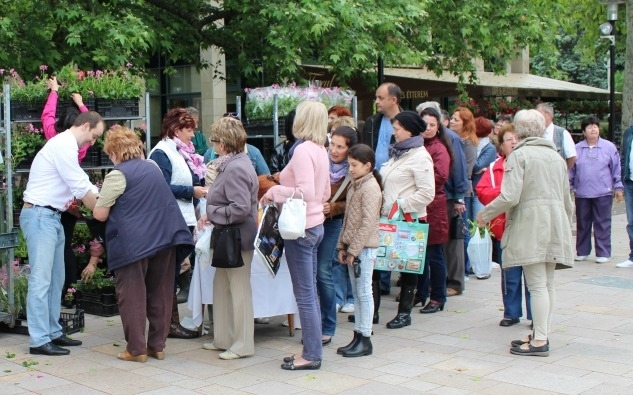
173,137,206,180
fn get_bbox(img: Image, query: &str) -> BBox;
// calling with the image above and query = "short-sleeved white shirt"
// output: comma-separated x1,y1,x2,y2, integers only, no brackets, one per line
543,123,577,159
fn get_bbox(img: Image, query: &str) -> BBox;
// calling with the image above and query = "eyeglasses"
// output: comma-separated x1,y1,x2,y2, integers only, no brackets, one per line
223,112,240,119
503,137,518,143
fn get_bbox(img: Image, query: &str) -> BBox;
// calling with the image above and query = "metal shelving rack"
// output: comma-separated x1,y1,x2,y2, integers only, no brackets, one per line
0,85,150,327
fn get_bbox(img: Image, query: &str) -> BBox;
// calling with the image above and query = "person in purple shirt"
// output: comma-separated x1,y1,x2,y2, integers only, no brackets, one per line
569,116,623,264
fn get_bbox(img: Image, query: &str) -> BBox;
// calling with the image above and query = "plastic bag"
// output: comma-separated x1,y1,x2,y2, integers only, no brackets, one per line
467,227,492,278
195,224,214,268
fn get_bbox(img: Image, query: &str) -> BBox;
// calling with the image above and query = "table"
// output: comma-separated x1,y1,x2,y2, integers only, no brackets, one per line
187,253,298,331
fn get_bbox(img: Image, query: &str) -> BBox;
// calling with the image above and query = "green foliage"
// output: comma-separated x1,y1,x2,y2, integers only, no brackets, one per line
468,220,494,239
71,267,115,293
11,124,46,168
0,257,29,317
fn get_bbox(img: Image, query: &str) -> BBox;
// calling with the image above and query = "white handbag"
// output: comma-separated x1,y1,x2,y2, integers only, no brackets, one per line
278,189,307,240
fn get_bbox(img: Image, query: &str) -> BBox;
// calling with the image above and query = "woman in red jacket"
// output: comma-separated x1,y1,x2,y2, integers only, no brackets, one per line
475,124,531,327
415,108,452,313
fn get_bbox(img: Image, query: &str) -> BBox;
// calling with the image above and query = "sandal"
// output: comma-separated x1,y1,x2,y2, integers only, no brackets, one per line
280,359,321,370
117,349,148,362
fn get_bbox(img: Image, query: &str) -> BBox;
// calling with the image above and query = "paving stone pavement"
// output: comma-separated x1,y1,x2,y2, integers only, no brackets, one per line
1,209,633,394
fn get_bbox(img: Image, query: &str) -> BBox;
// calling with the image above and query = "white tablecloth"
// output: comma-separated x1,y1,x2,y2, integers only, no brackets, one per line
187,254,298,326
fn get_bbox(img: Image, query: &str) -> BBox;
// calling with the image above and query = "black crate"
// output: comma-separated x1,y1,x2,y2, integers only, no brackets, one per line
59,309,85,334
81,146,101,167
10,101,44,121
96,99,140,118
57,98,96,115
76,290,119,317
244,118,285,137
99,149,113,167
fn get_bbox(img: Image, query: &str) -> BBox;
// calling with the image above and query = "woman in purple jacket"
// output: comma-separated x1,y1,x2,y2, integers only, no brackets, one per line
569,116,624,264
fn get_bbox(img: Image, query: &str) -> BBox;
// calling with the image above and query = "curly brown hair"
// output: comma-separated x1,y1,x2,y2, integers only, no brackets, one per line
103,125,143,162
160,108,196,139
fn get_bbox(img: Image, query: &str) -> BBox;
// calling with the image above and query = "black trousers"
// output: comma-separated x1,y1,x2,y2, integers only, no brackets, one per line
61,212,77,300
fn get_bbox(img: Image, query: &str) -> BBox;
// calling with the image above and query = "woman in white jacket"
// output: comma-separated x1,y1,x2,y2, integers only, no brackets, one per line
380,111,435,329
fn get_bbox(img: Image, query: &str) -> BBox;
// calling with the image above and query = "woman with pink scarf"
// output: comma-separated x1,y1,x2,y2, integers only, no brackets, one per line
149,108,208,339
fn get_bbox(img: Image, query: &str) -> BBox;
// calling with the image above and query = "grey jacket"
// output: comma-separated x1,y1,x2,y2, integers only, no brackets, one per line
206,153,258,250
479,137,574,269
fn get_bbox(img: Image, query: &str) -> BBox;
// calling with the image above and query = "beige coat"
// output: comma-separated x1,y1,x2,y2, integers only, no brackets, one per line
337,172,382,257
479,137,574,269
379,146,435,218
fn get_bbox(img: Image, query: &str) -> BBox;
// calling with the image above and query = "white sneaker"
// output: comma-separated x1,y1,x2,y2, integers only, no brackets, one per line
340,303,354,313
595,257,610,264
464,275,470,282
616,260,633,268
336,303,341,312
575,255,588,261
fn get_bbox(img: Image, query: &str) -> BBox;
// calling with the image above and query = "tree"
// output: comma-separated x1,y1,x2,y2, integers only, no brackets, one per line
0,0,554,91
624,0,633,130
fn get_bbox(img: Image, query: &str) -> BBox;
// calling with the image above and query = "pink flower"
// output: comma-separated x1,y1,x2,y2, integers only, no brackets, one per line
87,70,95,77
39,65,48,71
0,69,4,75
126,62,133,68
96,70,103,78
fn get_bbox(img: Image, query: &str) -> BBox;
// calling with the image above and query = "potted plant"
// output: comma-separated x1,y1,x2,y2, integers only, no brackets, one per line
0,259,29,319
70,267,118,317
11,123,46,169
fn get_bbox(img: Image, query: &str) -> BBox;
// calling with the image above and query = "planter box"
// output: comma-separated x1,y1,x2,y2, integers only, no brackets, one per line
15,158,34,170
99,149,113,167
244,118,286,137
81,146,101,167
57,98,96,115
95,99,140,118
76,289,119,317
10,101,44,121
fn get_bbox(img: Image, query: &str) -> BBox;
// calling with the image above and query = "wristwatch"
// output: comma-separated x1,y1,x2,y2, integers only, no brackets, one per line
455,199,465,205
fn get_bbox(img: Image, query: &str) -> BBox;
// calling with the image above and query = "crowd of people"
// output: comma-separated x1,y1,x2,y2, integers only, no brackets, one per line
19,80,629,368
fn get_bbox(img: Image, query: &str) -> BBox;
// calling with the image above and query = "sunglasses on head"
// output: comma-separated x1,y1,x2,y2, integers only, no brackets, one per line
223,112,240,119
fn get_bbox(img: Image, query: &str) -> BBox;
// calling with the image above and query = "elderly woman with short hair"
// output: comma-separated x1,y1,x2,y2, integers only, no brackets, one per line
201,116,258,360
477,109,574,357
94,126,194,362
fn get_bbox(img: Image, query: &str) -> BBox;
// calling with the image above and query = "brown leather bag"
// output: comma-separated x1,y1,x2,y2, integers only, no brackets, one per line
257,174,279,200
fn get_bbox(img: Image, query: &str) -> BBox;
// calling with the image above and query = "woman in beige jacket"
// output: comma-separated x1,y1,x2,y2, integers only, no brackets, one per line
379,111,435,329
477,109,574,357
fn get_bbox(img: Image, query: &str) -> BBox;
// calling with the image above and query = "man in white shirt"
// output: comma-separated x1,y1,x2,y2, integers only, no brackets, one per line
21,111,103,356
536,103,577,169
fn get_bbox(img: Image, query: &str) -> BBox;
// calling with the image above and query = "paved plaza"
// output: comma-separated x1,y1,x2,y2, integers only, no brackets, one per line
1,207,633,394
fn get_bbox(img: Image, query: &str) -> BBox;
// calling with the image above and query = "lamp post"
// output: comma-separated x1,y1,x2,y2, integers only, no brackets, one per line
600,0,623,142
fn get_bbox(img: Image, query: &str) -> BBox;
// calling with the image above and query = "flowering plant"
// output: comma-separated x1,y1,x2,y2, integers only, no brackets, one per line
2,63,145,103
0,259,29,317
11,123,46,166
71,267,115,293
245,82,355,120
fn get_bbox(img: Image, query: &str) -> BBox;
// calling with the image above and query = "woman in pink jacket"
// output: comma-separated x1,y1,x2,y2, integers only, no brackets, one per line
262,101,330,371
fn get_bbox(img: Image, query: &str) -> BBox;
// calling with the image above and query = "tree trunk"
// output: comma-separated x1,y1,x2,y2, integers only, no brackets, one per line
622,0,633,140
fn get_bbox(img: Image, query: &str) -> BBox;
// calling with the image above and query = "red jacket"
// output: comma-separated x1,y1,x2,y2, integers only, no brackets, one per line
42,91,90,163
424,136,450,245
475,156,505,240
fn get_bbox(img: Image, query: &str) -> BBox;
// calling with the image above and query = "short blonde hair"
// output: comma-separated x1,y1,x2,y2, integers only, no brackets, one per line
514,109,545,139
209,117,247,154
293,101,328,145
104,125,143,162
329,116,356,131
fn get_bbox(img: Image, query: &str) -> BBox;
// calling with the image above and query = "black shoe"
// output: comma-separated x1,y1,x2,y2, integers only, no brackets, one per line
342,335,372,357
499,318,520,327
337,331,361,355
420,301,445,314
348,313,379,324
386,313,411,329
30,342,70,356
322,337,332,346
52,334,82,347
510,342,549,357
380,289,390,296
413,297,426,307
281,359,321,370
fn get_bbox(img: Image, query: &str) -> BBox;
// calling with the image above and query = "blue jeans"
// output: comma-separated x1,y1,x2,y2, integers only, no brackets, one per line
494,239,532,320
316,218,341,337
348,248,376,337
333,262,354,306
20,206,65,347
285,225,324,362
463,196,473,276
624,179,633,260
416,244,447,303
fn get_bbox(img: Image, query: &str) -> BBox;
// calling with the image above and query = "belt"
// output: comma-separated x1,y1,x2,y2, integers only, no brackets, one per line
23,202,62,214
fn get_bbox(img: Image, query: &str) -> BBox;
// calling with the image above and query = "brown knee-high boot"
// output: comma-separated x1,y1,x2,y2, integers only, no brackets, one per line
168,294,200,339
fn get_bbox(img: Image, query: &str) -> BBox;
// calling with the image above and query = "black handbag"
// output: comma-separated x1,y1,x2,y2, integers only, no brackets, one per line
210,226,244,268
449,215,466,240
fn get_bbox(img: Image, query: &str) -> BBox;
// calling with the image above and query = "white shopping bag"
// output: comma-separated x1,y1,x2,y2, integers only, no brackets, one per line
278,190,306,240
467,227,492,278
194,224,214,268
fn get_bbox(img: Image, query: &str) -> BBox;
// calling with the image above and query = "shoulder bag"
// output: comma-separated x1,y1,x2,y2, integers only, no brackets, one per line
210,208,244,268
278,189,306,240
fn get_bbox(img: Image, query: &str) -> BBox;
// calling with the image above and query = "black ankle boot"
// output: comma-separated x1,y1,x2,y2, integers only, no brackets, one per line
176,269,192,304
342,335,372,357
386,285,415,329
337,331,360,355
